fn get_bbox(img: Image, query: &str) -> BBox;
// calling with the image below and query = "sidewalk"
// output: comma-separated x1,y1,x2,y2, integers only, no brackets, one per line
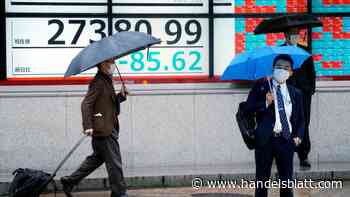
1,162,350,196
40,182,350,197
39,187,318,197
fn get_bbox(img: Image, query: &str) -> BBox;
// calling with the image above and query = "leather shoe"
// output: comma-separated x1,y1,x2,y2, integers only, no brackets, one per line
60,176,74,197
300,159,311,168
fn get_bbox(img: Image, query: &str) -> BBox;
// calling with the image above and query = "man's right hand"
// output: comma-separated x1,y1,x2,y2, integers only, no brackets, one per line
266,92,274,106
120,84,129,97
83,128,93,136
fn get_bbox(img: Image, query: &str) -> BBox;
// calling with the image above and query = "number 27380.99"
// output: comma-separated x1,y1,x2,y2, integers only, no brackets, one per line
47,19,202,46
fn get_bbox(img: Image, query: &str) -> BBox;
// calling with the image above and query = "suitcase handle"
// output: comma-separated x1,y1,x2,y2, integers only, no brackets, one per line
51,135,88,178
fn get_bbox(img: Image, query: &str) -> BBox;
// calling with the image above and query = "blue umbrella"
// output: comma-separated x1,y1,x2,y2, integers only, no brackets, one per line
220,46,311,81
64,31,161,77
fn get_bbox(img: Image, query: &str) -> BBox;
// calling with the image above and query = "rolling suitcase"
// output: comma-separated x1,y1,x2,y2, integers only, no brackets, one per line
8,135,87,197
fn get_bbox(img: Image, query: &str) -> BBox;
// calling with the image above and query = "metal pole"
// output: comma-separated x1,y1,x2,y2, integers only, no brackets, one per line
307,0,313,53
1,0,6,80
209,0,214,78
107,0,112,36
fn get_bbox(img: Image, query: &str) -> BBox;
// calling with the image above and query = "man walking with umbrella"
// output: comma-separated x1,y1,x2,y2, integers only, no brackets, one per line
61,57,129,197
61,31,160,197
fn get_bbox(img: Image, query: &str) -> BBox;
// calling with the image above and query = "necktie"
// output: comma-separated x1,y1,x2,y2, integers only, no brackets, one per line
276,85,291,140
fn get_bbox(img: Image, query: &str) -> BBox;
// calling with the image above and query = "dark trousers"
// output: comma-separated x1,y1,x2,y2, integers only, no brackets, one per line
255,136,295,197
67,130,127,197
297,93,312,161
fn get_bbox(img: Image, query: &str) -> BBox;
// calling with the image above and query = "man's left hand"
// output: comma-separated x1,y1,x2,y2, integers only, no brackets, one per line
293,137,302,146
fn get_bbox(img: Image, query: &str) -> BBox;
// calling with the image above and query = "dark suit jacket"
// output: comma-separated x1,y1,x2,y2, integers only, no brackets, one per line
245,80,305,148
283,43,316,94
81,71,126,137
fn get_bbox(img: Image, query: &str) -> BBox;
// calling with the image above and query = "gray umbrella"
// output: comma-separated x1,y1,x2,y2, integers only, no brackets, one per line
64,31,161,77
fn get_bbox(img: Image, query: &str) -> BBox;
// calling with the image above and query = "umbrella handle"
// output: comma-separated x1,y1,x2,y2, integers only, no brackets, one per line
115,64,125,88
267,77,272,92
147,47,150,60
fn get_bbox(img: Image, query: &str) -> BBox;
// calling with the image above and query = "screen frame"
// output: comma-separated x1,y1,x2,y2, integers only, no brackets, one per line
2,0,350,85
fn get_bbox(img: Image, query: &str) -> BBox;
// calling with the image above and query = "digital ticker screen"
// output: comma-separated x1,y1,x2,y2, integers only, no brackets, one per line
4,0,350,82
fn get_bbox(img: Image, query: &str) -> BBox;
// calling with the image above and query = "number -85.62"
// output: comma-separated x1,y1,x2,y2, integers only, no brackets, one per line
129,50,202,72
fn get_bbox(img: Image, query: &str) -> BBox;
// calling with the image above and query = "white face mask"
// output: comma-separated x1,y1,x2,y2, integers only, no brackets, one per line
273,69,290,84
288,34,299,45
108,63,116,75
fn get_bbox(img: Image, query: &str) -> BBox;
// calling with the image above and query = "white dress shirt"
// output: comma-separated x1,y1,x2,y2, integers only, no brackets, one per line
268,79,293,133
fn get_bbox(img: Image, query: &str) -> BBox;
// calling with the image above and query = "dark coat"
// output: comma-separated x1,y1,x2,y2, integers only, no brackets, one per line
245,80,305,148
284,44,316,94
81,71,126,137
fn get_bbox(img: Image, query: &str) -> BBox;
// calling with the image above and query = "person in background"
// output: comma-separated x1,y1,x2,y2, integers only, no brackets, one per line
246,54,305,197
284,27,316,168
60,57,129,197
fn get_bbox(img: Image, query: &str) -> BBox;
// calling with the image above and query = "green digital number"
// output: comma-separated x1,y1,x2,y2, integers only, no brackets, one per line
130,50,202,73
189,51,202,71
172,51,186,71
130,52,145,71
147,51,161,71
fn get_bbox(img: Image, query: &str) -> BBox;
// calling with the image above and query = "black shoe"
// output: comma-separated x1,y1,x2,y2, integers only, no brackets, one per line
300,159,311,168
60,176,74,197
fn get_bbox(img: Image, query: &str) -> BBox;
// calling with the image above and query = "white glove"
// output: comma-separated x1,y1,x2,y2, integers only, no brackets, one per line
83,128,93,136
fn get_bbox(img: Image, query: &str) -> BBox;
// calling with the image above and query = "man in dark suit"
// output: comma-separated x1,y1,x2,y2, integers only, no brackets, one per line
60,57,129,197
284,27,316,168
246,54,305,197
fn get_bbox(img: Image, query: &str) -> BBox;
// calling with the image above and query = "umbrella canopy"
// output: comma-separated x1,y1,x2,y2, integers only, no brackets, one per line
64,31,161,77
254,14,322,35
220,46,311,81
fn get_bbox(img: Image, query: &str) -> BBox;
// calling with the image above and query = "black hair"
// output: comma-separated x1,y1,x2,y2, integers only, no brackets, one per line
273,54,293,68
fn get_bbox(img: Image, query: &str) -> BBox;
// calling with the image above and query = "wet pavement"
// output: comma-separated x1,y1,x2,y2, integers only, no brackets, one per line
0,180,345,196
1,162,350,197
39,188,308,197
39,180,350,197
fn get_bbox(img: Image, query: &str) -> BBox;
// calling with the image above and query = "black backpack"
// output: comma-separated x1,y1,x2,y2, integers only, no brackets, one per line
236,101,256,150
8,168,54,197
